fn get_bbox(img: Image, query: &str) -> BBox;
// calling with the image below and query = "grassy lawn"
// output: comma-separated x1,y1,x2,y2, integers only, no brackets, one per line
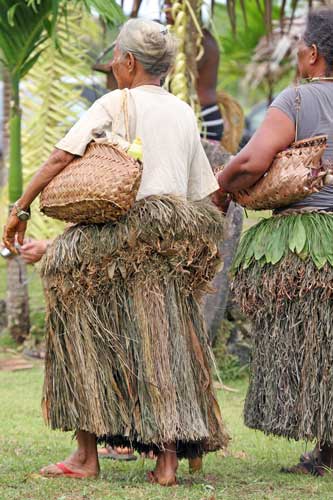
0,370,333,500
1,221,332,499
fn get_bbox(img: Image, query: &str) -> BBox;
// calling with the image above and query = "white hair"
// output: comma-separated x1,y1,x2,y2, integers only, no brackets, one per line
117,18,177,76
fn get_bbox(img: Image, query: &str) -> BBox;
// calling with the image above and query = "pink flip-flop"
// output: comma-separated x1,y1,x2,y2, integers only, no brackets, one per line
40,462,89,479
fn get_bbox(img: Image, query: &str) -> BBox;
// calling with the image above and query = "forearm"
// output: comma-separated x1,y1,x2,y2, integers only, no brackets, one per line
218,154,265,193
18,148,74,208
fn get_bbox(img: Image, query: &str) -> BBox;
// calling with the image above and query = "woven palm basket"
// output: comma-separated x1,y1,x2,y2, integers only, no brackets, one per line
233,135,327,210
40,142,142,223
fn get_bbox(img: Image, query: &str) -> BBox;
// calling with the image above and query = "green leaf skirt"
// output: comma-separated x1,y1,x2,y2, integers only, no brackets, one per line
233,213,333,443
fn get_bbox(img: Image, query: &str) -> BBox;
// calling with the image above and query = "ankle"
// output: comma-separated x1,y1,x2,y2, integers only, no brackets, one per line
320,444,333,467
71,448,98,468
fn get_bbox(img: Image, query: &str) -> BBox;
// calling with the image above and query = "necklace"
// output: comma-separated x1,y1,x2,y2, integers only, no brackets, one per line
307,76,333,82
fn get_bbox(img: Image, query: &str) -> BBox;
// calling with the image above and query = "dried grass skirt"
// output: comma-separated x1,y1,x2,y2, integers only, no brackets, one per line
41,196,229,458
233,213,333,444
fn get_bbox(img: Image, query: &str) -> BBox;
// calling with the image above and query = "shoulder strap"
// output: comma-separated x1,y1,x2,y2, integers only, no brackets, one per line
294,85,301,142
111,88,138,143
111,89,130,141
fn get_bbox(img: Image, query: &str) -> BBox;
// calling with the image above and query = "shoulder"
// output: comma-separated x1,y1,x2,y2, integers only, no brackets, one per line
97,89,123,108
169,92,197,116
202,29,219,55
270,85,299,122
271,85,296,106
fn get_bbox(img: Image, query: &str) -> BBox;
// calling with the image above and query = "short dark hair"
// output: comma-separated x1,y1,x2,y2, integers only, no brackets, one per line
304,8,333,75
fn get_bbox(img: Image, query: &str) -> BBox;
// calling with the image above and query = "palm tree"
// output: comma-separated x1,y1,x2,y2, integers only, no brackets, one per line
0,0,60,342
0,0,123,342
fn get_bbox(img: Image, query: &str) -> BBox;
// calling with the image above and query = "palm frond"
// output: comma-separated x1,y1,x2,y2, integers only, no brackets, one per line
81,0,125,26
0,0,60,79
21,6,103,239
226,0,314,34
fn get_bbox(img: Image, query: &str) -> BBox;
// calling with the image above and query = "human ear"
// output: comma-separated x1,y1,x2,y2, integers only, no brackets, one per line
309,44,318,65
128,52,136,73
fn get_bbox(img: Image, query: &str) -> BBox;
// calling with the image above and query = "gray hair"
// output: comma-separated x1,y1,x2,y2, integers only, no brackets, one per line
117,18,177,76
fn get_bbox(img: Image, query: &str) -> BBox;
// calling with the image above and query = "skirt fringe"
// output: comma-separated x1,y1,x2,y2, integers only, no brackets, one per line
41,196,229,458
233,214,333,444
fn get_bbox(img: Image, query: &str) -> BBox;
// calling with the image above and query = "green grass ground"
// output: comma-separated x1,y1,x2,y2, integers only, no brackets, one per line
1,370,333,500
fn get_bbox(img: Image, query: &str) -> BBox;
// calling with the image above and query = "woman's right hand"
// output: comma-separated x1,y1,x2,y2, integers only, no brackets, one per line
2,211,27,254
3,149,74,254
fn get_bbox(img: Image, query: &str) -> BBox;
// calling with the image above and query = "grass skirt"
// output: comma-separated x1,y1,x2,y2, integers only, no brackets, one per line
233,213,333,444
41,196,229,458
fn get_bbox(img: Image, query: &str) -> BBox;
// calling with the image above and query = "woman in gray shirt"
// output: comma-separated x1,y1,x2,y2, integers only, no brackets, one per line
217,7,333,476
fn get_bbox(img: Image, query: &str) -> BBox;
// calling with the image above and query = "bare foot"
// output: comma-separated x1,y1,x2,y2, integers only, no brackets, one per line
98,446,112,457
40,461,99,479
147,443,178,486
41,447,99,479
189,456,203,474
147,470,178,486
141,450,156,460
114,446,134,455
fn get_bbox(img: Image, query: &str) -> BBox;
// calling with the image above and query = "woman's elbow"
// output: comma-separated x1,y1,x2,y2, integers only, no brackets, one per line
221,156,271,192
50,148,74,165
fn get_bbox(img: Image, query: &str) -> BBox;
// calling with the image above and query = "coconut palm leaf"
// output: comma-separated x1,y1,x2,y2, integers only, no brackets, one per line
21,6,102,239
81,0,125,25
0,0,60,79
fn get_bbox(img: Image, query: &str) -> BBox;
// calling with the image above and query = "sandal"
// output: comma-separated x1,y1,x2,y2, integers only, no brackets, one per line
40,462,98,479
98,446,137,461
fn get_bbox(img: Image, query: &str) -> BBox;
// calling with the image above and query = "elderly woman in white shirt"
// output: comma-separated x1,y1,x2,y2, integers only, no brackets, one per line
3,19,228,486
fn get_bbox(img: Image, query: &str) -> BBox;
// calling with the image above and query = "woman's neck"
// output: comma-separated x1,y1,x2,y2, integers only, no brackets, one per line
307,64,333,80
130,74,161,89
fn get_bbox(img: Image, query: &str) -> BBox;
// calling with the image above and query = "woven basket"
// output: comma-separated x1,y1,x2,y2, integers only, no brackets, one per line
40,141,142,223
233,135,327,210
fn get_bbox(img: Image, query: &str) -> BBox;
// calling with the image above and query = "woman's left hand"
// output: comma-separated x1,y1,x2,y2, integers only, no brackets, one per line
3,212,27,254
211,188,231,214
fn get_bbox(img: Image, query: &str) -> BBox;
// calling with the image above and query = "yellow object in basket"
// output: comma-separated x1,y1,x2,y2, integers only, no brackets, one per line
127,137,143,162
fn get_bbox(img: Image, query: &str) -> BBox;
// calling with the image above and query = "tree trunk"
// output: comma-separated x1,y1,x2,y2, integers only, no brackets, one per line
6,255,30,343
204,201,243,343
5,75,30,343
0,70,10,189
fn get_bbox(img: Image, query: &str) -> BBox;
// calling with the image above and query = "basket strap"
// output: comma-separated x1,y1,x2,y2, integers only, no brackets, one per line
295,85,301,142
112,89,131,142
123,89,130,142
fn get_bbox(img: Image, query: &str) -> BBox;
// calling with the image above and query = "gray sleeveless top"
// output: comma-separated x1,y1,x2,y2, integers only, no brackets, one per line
271,82,333,210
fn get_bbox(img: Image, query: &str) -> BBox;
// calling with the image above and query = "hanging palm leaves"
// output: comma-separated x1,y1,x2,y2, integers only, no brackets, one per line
226,0,313,34
0,0,61,204
21,6,102,239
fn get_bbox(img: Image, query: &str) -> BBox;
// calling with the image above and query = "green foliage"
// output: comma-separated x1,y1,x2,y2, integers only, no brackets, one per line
213,319,248,382
234,213,333,271
0,329,19,349
21,6,102,239
226,0,312,35
215,2,267,92
0,0,60,80
214,1,280,103
81,0,125,26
